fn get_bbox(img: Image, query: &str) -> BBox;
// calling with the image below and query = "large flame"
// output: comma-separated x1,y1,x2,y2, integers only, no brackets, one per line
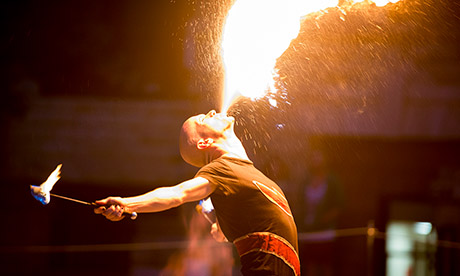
220,0,401,114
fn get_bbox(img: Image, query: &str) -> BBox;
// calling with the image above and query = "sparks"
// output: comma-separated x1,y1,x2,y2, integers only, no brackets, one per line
219,0,402,114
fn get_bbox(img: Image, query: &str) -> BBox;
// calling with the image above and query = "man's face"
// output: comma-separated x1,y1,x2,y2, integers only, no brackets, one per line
192,110,235,137
179,110,236,167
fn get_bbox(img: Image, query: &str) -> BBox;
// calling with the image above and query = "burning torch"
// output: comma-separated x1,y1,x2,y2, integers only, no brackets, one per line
195,197,216,225
30,164,137,220
196,197,228,242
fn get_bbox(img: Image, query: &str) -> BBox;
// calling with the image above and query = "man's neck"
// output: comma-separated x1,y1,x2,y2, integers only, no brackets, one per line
222,152,250,161
208,136,250,163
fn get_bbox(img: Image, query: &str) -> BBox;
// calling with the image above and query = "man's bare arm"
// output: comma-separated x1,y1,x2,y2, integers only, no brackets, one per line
95,177,215,221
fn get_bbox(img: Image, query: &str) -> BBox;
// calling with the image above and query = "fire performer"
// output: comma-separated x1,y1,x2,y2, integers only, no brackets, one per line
95,110,300,275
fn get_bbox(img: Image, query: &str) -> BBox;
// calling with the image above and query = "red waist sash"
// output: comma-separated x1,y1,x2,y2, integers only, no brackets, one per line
234,232,300,276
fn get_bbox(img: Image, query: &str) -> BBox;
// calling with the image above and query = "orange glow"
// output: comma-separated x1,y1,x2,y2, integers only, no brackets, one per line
220,0,402,114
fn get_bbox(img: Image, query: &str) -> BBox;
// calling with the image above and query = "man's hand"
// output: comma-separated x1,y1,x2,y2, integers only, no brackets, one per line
211,222,227,242
94,197,128,222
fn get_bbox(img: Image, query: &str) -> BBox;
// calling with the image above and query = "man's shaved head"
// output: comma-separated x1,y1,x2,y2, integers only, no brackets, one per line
179,118,205,167
179,111,236,167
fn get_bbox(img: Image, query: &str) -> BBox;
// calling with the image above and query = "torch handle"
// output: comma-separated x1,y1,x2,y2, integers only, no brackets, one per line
46,193,137,220
92,203,138,220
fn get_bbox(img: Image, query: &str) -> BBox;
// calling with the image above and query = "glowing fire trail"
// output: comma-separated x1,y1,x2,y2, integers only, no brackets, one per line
220,0,402,114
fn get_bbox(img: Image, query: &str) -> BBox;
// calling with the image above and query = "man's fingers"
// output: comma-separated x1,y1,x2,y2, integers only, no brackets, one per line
93,206,106,214
95,197,124,206
95,198,109,206
100,205,125,221
93,197,127,221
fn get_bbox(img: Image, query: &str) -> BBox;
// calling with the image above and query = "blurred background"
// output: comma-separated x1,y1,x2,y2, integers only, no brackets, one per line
1,0,459,275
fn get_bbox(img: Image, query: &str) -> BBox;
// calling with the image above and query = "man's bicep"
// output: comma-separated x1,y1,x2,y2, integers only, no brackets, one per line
177,176,216,203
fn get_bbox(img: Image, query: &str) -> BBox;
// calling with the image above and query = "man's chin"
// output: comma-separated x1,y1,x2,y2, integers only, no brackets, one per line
223,113,235,123
225,115,235,127
224,119,235,133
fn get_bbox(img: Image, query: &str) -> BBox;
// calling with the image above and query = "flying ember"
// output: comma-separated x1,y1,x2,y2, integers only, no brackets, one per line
219,0,402,114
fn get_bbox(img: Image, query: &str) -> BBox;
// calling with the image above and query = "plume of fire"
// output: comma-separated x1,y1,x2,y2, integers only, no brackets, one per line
220,0,402,114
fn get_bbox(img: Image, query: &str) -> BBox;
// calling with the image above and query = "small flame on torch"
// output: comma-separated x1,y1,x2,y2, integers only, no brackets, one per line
30,164,62,205
195,198,215,225
220,0,401,114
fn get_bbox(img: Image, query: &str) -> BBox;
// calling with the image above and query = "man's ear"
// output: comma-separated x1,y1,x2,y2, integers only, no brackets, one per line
197,138,214,149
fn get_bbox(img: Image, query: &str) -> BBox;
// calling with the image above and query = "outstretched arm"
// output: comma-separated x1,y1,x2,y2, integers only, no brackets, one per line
95,177,215,221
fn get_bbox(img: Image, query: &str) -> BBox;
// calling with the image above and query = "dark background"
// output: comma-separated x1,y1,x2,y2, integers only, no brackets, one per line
1,0,194,100
1,0,460,275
